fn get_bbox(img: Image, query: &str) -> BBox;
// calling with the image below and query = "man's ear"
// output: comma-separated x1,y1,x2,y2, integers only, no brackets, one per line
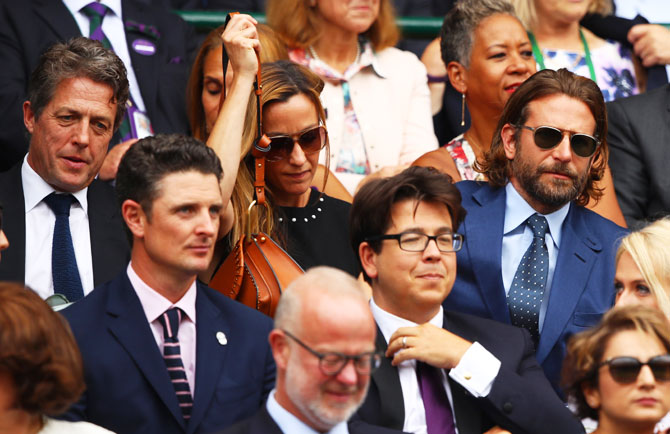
359,241,379,281
23,101,35,135
501,124,518,160
446,61,467,94
268,329,290,371
121,199,146,240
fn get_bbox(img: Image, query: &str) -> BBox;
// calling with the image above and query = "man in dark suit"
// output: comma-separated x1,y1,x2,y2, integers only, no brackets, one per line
0,0,196,174
221,267,403,434
447,69,628,393
350,166,584,434
61,134,276,433
607,84,670,229
0,37,129,301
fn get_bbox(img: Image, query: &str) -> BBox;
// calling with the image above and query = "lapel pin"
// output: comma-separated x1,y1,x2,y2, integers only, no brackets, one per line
132,38,156,56
216,331,227,346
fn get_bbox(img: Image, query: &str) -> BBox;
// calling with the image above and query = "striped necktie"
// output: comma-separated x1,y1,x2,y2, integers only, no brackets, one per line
157,307,193,422
80,2,132,142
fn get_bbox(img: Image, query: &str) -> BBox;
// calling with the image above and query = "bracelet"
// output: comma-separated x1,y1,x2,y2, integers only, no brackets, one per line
427,73,447,83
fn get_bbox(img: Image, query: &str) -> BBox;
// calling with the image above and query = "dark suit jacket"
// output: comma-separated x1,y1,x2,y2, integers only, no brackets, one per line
220,405,405,434
607,84,670,229
356,311,584,434
60,272,276,434
0,162,130,288
0,0,196,171
447,181,628,392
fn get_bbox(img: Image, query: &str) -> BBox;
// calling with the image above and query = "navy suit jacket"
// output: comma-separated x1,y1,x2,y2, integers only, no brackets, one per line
220,405,406,434
607,84,670,229
447,181,628,391
0,162,130,288
60,272,276,434
0,0,196,171
356,310,584,434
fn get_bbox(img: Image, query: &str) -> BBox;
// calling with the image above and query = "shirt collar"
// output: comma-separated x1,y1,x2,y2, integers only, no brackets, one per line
64,0,122,18
370,297,443,344
126,263,197,325
503,183,570,247
21,156,89,213
266,390,350,434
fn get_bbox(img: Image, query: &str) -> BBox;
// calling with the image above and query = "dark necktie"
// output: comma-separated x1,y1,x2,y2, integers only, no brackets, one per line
80,2,132,142
508,214,550,343
157,308,193,422
416,361,456,434
43,193,84,302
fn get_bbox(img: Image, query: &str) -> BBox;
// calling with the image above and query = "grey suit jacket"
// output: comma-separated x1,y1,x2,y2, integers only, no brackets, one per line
608,84,670,229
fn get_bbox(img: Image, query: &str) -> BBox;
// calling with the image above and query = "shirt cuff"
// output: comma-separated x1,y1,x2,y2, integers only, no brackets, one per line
448,342,501,397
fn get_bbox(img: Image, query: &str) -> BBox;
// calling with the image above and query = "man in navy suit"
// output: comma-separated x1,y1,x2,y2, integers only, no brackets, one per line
0,37,129,300
60,134,275,433
0,0,196,174
350,167,583,433
447,69,628,393
222,267,404,434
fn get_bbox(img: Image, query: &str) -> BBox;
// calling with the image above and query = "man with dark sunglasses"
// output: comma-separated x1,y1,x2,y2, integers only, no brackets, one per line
220,266,402,434
446,68,629,395
350,166,584,434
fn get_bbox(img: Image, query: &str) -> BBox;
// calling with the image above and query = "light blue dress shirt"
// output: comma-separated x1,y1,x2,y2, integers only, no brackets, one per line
266,390,350,434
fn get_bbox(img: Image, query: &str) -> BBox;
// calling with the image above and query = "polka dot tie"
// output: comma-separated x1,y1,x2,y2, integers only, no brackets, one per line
508,214,549,343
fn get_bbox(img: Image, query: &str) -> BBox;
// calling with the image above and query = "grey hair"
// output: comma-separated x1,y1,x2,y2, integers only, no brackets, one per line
27,37,129,131
274,267,367,333
440,0,517,68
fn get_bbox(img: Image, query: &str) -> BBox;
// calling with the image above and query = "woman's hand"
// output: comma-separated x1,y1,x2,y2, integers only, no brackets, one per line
221,14,261,81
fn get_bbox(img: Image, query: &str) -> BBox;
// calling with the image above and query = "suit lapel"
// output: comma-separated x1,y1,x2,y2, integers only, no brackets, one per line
120,0,158,117
105,274,186,430
0,165,26,282
187,284,231,433
465,185,510,322
370,326,405,430
33,0,81,41
536,207,599,364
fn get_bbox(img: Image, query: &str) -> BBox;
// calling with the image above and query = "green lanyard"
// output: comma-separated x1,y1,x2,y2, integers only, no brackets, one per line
528,28,597,83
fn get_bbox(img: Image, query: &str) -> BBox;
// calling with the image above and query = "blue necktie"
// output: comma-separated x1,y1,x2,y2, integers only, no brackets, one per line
158,308,193,422
508,214,549,343
43,193,84,302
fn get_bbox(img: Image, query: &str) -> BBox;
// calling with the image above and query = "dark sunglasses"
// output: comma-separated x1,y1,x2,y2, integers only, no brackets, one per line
515,124,600,158
265,125,327,162
599,354,670,384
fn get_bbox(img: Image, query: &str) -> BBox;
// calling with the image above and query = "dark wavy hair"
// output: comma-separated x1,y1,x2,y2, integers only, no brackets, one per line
350,166,466,283
0,282,84,417
477,68,608,206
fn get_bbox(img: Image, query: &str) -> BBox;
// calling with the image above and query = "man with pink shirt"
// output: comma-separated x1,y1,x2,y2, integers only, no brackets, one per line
60,134,275,434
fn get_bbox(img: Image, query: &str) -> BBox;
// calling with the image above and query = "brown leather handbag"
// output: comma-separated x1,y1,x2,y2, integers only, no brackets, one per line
209,22,303,317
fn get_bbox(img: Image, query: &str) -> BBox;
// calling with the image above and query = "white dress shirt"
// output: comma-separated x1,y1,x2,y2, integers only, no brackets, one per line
266,390,350,434
22,157,94,299
63,0,147,112
501,183,570,331
370,299,501,434
127,263,197,394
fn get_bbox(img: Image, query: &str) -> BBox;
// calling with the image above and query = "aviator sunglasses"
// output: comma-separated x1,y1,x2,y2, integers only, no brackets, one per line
515,125,600,158
598,354,670,384
265,125,327,162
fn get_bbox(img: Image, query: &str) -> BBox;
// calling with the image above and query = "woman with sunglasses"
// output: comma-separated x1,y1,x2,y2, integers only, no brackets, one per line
413,0,625,226
562,305,670,434
267,0,438,195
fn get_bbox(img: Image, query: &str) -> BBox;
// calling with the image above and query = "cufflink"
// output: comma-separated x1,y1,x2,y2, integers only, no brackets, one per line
216,331,227,346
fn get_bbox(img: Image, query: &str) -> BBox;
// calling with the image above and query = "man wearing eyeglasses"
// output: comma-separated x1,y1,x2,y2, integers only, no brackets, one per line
445,68,628,394
350,166,584,434
220,266,402,434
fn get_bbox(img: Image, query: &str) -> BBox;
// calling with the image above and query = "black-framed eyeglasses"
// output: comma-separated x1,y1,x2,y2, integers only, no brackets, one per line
598,354,670,384
365,232,464,253
282,329,382,376
265,125,328,162
515,124,600,158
